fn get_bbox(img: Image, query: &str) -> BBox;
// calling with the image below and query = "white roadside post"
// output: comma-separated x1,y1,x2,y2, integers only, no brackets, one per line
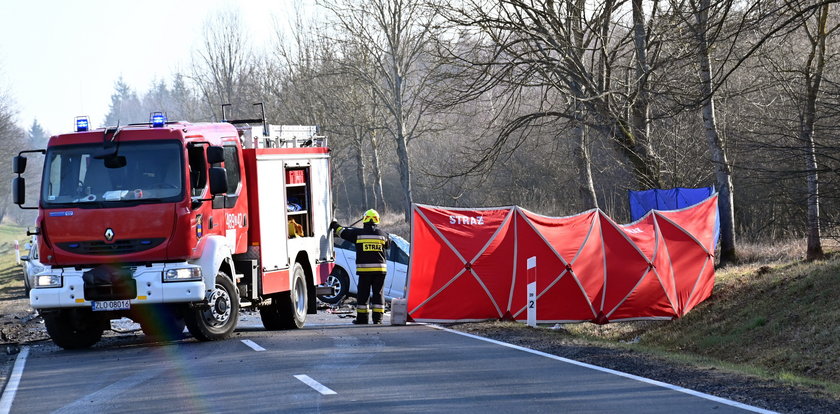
390,298,408,325
527,256,537,327
14,240,20,265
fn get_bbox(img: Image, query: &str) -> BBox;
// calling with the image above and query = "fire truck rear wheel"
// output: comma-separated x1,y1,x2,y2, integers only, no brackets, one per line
43,309,104,349
185,272,239,341
260,262,307,330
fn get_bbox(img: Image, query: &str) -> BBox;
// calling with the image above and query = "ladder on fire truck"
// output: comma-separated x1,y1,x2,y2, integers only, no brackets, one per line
222,103,327,149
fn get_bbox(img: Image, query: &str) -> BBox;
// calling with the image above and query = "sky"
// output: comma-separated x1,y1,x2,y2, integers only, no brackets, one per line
0,0,303,136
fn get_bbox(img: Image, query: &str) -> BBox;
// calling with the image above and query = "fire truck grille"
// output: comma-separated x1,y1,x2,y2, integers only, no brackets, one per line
82,265,137,301
57,238,166,255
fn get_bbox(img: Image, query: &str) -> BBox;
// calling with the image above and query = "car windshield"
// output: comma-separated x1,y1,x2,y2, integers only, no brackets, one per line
390,234,409,253
41,140,184,207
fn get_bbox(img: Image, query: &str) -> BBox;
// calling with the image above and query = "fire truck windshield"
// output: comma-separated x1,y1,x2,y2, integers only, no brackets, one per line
41,140,184,207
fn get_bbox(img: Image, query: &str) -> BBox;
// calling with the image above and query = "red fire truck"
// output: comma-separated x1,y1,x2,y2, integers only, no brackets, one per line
12,111,334,349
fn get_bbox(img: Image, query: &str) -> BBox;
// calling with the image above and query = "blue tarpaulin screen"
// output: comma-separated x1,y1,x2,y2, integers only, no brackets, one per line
629,187,719,247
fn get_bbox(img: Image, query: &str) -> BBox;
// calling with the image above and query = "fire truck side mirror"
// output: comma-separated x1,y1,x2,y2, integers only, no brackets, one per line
12,177,25,205
207,146,225,164
209,167,228,195
13,156,26,174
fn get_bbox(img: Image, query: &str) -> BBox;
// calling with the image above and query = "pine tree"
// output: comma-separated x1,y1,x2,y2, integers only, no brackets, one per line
28,119,48,147
105,77,144,126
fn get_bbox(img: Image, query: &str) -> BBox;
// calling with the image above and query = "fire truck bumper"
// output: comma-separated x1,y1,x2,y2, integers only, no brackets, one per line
29,263,208,309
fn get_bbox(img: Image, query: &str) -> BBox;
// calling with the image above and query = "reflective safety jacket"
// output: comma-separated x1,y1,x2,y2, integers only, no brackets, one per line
334,223,390,274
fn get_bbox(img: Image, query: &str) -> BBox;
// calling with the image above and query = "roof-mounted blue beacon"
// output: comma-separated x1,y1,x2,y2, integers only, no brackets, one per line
75,116,90,132
150,112,166,128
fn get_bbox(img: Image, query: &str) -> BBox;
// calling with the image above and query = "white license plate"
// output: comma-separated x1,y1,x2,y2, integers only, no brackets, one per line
91,300,131,311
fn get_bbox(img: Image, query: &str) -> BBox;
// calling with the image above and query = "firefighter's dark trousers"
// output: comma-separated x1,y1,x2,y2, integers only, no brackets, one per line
356,272,386,324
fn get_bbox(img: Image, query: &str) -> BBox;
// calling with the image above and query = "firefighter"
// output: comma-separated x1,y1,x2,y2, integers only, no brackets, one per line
330,209,390,324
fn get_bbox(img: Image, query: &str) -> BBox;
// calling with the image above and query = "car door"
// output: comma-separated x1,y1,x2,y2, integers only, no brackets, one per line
336,238,358,294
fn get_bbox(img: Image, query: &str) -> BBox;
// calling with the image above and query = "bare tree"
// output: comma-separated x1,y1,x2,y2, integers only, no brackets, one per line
322,0,444,220
786,1,836,260
668,0,744,264
0,89,33,224
191,9,255,119
435,0,669,197
261,8,390,214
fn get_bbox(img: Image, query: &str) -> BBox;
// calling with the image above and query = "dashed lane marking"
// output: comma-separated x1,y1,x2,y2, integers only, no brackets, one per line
294,375,337,395
241,339,266,351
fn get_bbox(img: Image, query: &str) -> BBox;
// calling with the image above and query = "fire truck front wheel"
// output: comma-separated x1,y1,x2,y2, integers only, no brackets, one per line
185,272,239,341
43,309,104,349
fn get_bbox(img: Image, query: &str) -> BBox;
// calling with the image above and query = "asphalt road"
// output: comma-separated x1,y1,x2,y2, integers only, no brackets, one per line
0,315,770,414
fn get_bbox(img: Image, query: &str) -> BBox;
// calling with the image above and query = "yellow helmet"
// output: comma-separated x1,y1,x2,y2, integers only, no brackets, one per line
362,209,380,224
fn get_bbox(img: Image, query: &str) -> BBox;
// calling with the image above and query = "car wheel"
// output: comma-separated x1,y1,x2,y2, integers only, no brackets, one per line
318,266,349,304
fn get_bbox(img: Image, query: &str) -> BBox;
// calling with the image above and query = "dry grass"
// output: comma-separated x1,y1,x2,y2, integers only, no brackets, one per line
0,226,28,293
378,211,410,240
733,237,840,264
734,238,807,263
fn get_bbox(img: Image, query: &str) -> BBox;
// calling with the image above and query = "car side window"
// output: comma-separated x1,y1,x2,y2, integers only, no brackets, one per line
390,245,409,265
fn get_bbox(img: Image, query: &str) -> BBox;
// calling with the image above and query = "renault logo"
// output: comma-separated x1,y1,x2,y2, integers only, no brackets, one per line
104,228,115,241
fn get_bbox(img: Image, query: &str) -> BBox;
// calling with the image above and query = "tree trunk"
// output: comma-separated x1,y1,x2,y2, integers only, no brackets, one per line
628,0,661,189
612,120,663,189
395,127,413,221
353,127,369,208
802,4,828,261
570,0,597,209
392,57,414,221
369,131,387,212
573,106,598,209
695,0,737,264
803,121,824,260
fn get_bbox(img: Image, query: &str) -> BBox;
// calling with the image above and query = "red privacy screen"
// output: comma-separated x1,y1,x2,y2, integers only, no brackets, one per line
406,195,718,324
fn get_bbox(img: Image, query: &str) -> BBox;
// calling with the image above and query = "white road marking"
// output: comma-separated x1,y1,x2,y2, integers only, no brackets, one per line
0,346,29,414
241,339,266,351
430,324,778,414
302,323,356,328
294,374,337,395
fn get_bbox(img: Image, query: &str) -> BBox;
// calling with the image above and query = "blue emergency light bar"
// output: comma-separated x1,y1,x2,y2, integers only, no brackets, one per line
75,116,90,132
150,112,166,128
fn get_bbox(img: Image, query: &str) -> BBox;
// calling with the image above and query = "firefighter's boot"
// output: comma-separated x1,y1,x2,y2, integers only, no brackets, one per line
372,304,385,324
352,306,369,324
